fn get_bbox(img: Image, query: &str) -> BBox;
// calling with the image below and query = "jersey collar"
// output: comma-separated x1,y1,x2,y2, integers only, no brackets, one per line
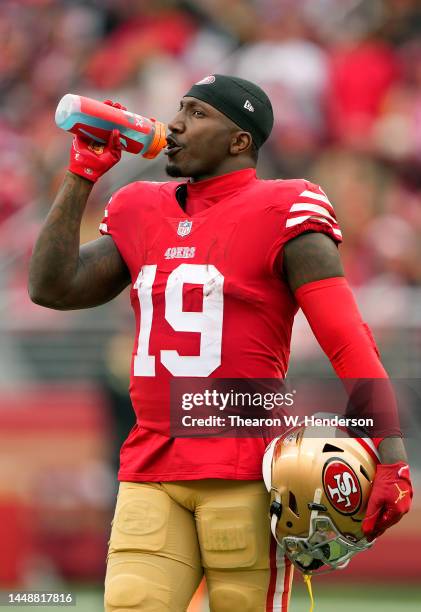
185,168,257,201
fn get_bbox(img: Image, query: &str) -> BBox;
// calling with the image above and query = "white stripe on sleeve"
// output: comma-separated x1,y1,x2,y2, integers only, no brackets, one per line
299,189,333,206
285,214,312,228
285,215,342,238
290,202,337,223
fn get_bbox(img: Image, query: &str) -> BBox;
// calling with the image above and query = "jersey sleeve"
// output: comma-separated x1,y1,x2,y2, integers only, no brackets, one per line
99,188,124,238
266,180,343,275
283,181,342,244
98,182,143,273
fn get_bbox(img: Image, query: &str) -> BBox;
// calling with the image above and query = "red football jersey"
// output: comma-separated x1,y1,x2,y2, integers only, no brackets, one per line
100,168,342,481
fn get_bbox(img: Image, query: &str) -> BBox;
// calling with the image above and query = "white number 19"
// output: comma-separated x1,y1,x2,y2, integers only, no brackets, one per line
133,263,224,377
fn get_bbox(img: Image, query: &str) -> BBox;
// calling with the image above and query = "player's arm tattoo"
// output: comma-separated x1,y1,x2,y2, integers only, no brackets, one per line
283,232,344,293
29,171,130,310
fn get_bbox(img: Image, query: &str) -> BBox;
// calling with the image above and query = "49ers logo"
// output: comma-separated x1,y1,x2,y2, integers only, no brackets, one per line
323,459,362,515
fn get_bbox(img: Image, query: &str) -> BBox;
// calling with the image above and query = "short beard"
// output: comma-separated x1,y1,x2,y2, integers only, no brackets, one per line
165,163,185,178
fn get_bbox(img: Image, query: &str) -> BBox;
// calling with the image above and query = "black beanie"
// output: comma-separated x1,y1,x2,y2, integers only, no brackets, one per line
184,74,274,148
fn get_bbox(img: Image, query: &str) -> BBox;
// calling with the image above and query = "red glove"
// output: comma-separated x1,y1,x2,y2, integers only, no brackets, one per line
68,100,127,183
362,462,413,542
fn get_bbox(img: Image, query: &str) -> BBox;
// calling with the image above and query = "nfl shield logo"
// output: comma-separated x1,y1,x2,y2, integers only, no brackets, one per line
177,220,193,237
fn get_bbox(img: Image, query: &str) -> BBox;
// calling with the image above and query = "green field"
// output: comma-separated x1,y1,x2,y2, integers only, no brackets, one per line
290,584,421,611
1,585,420,611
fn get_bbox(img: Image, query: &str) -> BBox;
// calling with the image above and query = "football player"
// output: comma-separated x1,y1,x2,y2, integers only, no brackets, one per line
29,75,412,611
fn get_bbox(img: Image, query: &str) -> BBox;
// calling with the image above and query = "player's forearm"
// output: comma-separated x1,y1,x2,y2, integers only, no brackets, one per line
28,172,93,307
378,436,408,464
295,277,386,377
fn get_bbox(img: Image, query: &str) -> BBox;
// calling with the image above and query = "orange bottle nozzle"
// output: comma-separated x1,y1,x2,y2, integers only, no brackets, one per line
142,120,167,159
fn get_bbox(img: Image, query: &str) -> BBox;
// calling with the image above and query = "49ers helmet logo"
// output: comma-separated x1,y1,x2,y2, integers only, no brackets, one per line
323,459,362,515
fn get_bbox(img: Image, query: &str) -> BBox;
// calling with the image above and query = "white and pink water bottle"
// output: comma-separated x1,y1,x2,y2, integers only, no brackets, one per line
55,94,167,159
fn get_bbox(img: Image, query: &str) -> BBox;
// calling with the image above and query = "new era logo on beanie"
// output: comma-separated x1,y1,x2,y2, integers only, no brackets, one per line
184,74,274,148
195,75,216,85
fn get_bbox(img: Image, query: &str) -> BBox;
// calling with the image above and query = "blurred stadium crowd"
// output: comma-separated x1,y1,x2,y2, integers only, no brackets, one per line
0,0,420,597
1,0,421,293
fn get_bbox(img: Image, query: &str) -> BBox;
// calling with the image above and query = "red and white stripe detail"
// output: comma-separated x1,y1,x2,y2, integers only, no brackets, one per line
355,436,381,463
285,188,342,240
99,208,109,233
266,537,293,611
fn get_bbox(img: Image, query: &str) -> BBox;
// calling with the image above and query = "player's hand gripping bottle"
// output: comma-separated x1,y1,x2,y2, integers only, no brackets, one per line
56,95,166,182
55,94,167,158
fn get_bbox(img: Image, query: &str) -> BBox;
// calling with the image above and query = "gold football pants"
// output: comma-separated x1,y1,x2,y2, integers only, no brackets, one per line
104,480,293,611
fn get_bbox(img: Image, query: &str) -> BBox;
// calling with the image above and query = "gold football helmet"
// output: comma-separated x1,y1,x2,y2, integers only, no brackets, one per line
262,425,379,574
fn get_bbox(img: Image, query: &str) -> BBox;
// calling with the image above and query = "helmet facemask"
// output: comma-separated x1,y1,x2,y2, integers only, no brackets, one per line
272,488,373,574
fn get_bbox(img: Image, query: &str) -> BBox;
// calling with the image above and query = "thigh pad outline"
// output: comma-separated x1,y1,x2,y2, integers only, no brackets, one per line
197,505,257,569
109,485,170,553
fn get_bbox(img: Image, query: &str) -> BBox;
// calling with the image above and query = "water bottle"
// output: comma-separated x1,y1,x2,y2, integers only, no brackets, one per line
55,94,167,159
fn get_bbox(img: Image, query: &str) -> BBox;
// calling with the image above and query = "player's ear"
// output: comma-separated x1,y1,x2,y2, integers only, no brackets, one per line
230,131,252,156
